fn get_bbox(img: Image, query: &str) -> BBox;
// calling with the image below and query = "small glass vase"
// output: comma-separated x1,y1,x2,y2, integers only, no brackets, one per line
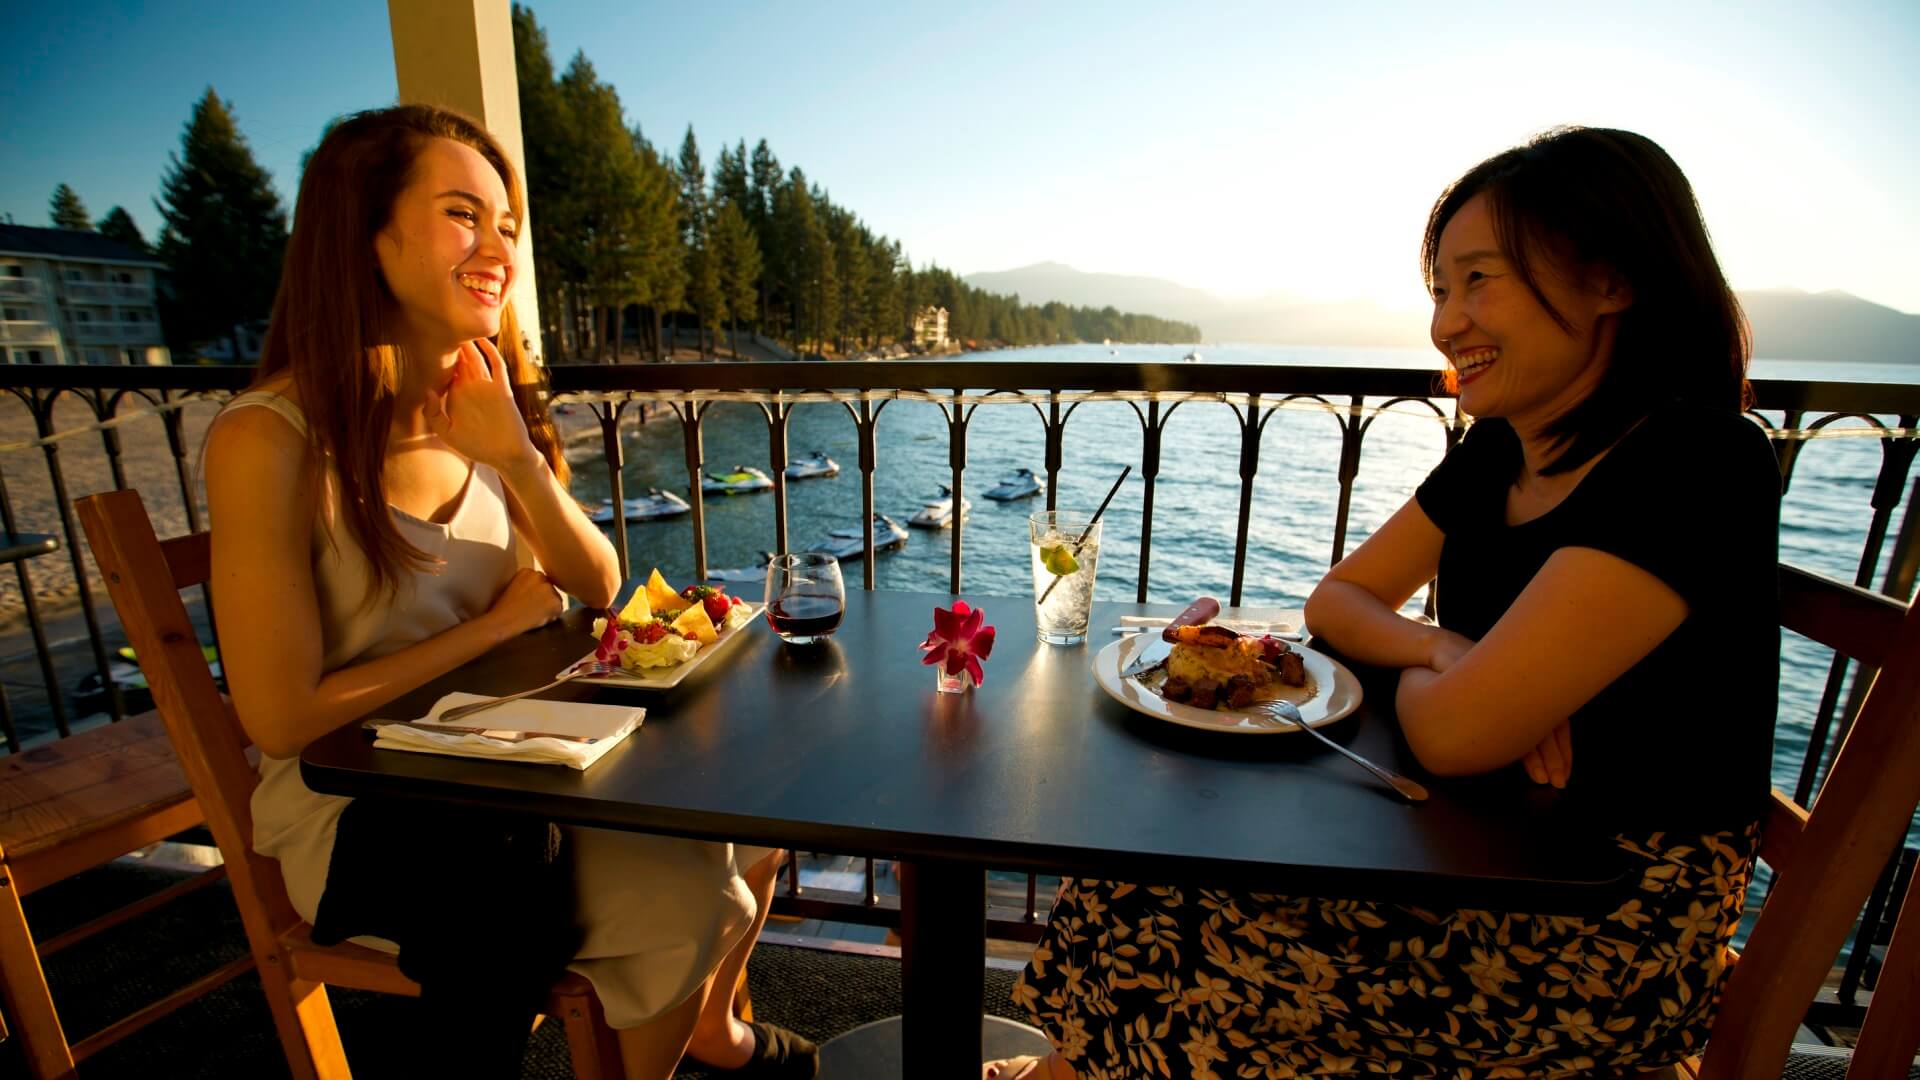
935,666,977,694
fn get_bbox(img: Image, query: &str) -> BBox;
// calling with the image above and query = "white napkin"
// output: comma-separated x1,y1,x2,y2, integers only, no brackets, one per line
371,693,643,770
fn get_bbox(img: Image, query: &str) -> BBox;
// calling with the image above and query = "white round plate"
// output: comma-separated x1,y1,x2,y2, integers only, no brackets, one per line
1093,634,1364,734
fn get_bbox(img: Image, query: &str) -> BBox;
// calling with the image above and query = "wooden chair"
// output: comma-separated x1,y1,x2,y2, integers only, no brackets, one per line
0,714,242,1078
77,488,627,1080
1683,564,1920,1078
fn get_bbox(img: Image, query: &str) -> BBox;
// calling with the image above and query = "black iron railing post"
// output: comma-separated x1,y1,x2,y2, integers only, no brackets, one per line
0,445,67,743
597,400,629,581
1229,394,1264,607
851,399,883,588
763,397,792,559
1330,396,1366,566
945,394,971,594
35,392,119,727
1043,393,1064,515
1134,399,1171,603
676,402,710,579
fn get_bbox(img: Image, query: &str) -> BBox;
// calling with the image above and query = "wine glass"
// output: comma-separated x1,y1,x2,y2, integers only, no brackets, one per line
764,553,845,645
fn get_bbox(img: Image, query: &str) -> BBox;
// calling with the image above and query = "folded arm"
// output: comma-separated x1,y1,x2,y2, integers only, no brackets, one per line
1305,495,1688,778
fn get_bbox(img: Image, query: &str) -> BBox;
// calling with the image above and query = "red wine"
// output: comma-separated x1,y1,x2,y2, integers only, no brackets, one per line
768,595,843,637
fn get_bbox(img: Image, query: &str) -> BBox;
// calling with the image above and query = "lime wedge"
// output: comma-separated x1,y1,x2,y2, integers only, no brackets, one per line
1041,544,1080,576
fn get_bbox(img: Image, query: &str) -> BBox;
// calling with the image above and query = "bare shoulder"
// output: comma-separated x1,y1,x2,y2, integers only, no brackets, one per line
206,396,311,498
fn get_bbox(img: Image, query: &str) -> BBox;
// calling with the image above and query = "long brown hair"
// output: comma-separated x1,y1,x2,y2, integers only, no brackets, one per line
253,104,566,600
1422,126,1751,474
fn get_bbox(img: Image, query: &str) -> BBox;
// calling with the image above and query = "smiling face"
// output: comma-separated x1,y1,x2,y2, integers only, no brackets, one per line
1429,193,1629,429
373,136,519,352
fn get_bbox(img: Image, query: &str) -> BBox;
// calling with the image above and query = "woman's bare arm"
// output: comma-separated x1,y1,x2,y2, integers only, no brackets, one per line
1394,546,1687,776
1304,498,1462,670
207,407,561,759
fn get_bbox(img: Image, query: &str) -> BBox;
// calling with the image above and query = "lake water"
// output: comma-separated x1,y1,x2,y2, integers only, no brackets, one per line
574,342,1920,855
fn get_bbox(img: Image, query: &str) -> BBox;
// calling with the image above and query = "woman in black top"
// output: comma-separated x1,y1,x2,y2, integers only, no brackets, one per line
991,128,1781,1078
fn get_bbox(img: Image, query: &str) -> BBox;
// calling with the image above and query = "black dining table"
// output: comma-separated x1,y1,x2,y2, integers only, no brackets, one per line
302,586,1634,1078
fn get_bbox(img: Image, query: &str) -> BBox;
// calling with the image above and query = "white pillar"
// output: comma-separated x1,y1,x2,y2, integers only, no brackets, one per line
387,0,544,362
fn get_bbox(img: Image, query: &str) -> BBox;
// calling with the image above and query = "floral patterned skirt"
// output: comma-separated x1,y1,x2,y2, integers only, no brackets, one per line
1014,825,1758,1079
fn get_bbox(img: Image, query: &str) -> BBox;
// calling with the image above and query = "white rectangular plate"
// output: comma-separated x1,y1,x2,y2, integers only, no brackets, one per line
560,603,765,690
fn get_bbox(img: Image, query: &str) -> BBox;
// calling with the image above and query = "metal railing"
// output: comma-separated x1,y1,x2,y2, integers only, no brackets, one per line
0,321,61,345
2,359,1917,1016
0,278,43,299
59,281,152,304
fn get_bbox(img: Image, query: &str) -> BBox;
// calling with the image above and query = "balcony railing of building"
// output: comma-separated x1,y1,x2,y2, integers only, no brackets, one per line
0,278,44,299
1,359,1917,1030
0,321,61,345
68,322,160,346
59,281,152,304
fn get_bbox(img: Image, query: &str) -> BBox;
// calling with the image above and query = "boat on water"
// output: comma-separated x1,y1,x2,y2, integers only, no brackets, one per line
708,552,775,583
589,489,691,524
702,465,775,494
786,451,840,480
982,467,1045,501
1182,350,1203,363
808,514,909,561
908,485,971,529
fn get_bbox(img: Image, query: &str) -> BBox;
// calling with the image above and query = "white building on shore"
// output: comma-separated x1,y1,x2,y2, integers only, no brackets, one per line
912,305,950,350
0,225,171,365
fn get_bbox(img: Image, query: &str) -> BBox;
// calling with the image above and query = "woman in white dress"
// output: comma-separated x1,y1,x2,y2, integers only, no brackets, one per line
205,105,810,1078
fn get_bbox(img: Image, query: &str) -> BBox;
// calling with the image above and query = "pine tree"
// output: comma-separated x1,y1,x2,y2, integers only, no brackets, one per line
98,207,148,253
514,5,581,358
677,128,725,358
711,201,761,356
633,130,687,362
154,88,288,358
49,184,91,230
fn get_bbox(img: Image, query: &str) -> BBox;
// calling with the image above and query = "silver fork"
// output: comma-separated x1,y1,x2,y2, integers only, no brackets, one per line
1256,700,1429,802
436,659,617,724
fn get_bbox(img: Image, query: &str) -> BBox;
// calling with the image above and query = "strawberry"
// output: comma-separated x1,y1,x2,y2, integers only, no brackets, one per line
682,584,733,623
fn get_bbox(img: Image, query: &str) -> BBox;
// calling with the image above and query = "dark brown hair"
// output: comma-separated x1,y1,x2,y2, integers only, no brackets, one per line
1422,126,1751,474
252,104,565,599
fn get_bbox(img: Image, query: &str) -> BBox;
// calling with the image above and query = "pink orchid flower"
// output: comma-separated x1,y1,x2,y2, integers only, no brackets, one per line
919,600,996,685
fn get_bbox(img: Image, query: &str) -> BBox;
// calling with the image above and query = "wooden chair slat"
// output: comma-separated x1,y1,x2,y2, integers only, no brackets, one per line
1697,565,1920,1079
1778,563,1903,666
77,488,625,1079
1755,789,1809,872
1847,867,1920,1076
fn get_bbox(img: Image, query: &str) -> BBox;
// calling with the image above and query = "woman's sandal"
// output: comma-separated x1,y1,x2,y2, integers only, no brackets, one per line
717,1020,819,1079
982,1055,1045,1080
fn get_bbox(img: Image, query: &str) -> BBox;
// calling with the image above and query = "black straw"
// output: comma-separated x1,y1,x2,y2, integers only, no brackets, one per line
1037,465,1131,605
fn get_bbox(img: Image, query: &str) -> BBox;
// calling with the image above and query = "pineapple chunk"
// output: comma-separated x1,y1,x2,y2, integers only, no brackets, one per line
670,601,718,645
616,585,653,624
647,569,690,614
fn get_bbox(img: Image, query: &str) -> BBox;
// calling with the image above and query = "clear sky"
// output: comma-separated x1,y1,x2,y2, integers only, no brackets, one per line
3,1,1917,316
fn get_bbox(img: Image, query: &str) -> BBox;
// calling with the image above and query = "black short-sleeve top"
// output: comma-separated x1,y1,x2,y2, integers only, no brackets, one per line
1413,406,1782,831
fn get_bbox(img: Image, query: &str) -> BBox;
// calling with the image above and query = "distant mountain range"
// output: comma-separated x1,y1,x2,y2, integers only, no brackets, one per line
962,262,1920,364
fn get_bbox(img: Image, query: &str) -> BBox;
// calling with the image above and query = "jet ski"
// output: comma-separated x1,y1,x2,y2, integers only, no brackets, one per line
589,488,691,524
785,451,840,480
908,485,971,529
982,468,1044,501
708,552,775,583
807,514,908,561
702,465,774,494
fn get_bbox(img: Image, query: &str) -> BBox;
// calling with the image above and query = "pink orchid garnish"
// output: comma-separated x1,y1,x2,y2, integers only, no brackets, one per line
919,600,996,685
594,616,634,663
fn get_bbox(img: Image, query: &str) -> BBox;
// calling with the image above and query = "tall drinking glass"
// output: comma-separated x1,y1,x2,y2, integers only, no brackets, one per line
1029,510,1100,645
765,553,845,645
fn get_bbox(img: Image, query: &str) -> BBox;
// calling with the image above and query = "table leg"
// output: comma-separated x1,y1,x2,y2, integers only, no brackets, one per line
898,858,983,1077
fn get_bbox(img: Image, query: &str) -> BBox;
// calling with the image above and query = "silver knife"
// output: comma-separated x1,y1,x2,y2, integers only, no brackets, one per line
1119,596,1220,678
